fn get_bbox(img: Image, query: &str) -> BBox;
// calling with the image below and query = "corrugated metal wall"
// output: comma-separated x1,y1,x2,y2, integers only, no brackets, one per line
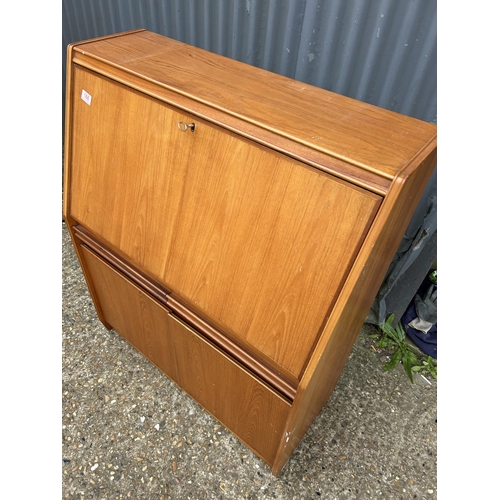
62,0,436,122
62,0,437,324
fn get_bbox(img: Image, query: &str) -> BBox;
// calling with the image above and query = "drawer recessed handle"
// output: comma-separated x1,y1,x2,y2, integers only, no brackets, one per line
178,121,195,132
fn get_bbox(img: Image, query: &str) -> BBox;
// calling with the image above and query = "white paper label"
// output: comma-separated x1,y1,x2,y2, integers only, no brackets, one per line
81,89,92,106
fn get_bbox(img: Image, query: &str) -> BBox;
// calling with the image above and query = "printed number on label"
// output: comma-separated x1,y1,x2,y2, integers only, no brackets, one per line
81,89,92,106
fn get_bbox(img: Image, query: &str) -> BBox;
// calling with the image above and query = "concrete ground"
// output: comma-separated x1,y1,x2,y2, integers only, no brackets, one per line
62,221,437,499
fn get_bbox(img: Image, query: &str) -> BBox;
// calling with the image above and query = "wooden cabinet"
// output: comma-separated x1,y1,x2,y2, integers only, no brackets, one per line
63,29,437,475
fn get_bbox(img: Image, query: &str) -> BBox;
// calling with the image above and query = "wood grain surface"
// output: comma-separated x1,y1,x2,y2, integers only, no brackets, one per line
73,30,436,179
80,244,291,466
73,224,297,401
272,141,437,475
70,66,381,379
64,30,438,477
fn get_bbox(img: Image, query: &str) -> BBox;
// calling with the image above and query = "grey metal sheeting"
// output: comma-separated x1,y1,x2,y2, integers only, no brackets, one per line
62,0,436,122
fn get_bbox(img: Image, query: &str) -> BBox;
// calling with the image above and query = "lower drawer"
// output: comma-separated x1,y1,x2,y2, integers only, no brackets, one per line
79,243,291,465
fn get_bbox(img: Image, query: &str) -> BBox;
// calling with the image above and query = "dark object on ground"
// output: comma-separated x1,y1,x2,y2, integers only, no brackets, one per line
402,274,437,359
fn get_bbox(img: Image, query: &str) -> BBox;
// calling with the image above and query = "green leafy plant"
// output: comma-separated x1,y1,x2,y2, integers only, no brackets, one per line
371,314,437,383
411,355,438,380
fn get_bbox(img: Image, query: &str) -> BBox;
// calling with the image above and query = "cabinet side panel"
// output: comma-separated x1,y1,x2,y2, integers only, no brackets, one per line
272,142,437,475
79,245,291,466
69,66,381,379
63,44,75,221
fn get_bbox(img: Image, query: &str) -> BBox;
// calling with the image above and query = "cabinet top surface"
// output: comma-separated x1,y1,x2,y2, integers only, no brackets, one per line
72,29,436,180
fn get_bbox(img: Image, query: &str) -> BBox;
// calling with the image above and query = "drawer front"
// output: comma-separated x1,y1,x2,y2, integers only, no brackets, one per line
79,244,291,465
70,66,381,379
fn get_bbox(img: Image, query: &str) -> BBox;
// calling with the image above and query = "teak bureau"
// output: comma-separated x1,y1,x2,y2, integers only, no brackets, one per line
63,29,437,475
